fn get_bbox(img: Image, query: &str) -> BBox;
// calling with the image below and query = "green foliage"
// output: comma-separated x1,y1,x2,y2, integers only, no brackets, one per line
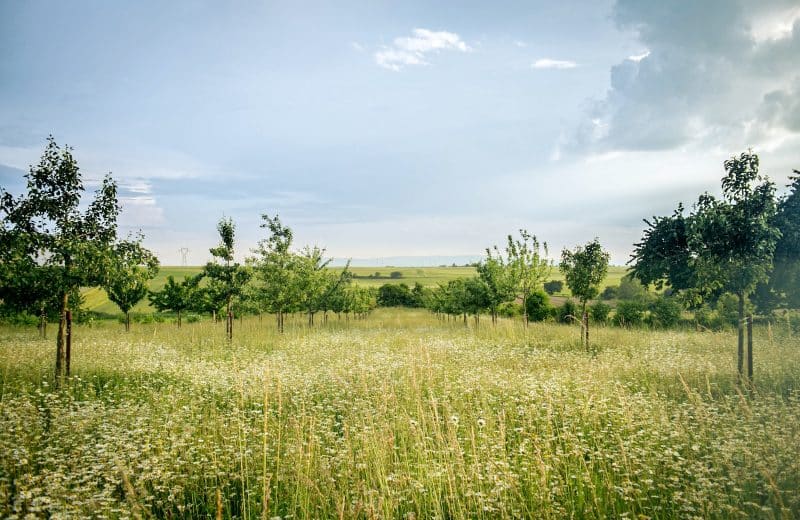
616,276,648,302
524,289,551,322
648,296,682,328
476,253,516,319
614,300,646,327
589,301,611,323
542,279,563,295
556,299,578,324
600,285,618,300
560,238,609,310
377,283,415,307
148,275,200,326
629,205,694,291
0,136,136,376
389,271,403,279
104,237,160,317
497,229,551,324
497,301,522,317
202,218,252,320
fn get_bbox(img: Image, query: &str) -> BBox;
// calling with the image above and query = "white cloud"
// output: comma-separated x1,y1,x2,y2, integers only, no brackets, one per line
627,50,650,62
374,28,470,71
750,6,800,42
350,41,365,52
568,0,800,156
532,58,578,69
514,40,527,48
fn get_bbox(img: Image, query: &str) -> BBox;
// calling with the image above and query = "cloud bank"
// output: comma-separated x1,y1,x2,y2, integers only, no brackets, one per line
570,0,800,155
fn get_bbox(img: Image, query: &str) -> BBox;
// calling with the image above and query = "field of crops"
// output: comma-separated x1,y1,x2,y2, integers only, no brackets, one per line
1,309,799,518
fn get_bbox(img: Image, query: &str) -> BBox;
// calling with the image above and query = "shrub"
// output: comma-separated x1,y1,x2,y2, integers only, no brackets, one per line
693,305,715,329
556,299,579,324
543,280,563,295
714,293,753,328
525,290,552,322
617,276,648,301
600,286,618,300
649,296,682,328
377,283,415,307
498,302,522,317
589,301,611,323
614,300,645,327
389,271,403,279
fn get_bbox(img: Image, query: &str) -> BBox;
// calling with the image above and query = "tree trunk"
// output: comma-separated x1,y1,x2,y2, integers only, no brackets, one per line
40,306,47,338
226,297,232,340
747,314,753,383
583,309,589,351
522,293,528,328
737,293,744,379
125,311,131,332
582,302,588,350
178,310,182,328
65,310,72,377
55,291,68,381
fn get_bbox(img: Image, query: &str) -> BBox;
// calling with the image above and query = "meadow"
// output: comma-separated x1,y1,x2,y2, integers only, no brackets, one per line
1,308,799,519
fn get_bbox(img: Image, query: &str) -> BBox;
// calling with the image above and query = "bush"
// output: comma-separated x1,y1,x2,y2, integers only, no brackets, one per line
617,276,648,301
377,283,415,307
389,271,403,279
649,296,682,328
614,300,645,327
556,299,579,324
693,305,715,329
589,301,611,323
525,290,552,321
715,293,751,328
600,286,618,300
497,302,522,317
0,312,40,327
543,280,563,295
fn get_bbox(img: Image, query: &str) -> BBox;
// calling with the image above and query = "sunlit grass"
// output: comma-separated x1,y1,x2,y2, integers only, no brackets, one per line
1,309,798,518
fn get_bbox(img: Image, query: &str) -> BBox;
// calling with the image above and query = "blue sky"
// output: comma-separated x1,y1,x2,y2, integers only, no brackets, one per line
1,1,799,264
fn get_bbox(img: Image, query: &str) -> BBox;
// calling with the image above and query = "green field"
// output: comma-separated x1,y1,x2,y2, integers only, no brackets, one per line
82,265,630,315
1,309,798,518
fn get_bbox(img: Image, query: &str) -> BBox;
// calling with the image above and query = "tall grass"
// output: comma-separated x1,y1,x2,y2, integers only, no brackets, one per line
1,309,799,518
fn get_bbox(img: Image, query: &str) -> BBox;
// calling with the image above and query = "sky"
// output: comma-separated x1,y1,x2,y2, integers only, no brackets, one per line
1,0,799,265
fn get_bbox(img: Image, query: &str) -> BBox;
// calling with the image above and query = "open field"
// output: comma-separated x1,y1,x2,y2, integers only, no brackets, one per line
1,309,799,518
82,265,630,315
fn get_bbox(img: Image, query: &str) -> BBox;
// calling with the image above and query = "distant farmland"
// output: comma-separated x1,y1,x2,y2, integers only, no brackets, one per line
82,265,629,315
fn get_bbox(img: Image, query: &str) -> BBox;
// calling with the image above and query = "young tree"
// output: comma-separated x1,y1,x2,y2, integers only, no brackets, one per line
754,171,800,311
294,245,332,326
690,152,779,381
149,275,200,327
628,204,695,293
105,237,159,331
0,137,122,380
203,218,251,340
630,151,780,381
560,239,609,349
251,214,297,332
505,230,552,327
476,252,516,324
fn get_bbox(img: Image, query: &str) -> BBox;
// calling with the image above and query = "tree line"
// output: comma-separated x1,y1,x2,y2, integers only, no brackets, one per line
1,139,798,383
